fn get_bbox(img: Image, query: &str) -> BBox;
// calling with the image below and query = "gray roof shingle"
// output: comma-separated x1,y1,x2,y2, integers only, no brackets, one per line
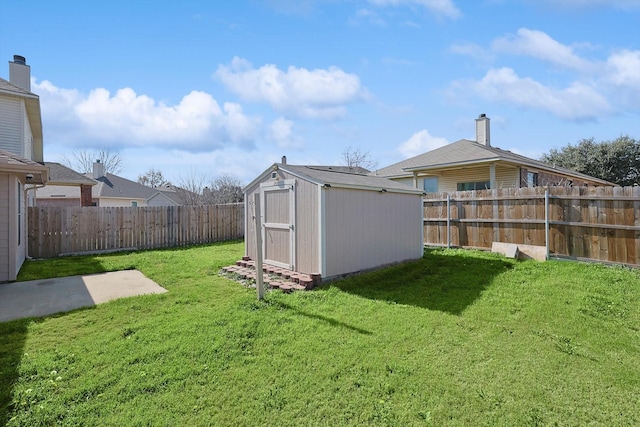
90,173,157,199
280,164,424,194
373,139,613,185
45,162,97,185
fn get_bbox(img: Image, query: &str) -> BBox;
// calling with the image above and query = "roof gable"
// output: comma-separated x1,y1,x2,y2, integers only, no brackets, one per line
374,139,613,185
89,173,157,199
278,164,424,194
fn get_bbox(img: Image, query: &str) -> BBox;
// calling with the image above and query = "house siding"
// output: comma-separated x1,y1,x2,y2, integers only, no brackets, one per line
0,173,10,281
0,173,24,282
97,197,147,207
0,96,23,156
21,100,33,159
438,165,518,192
324,188,423,278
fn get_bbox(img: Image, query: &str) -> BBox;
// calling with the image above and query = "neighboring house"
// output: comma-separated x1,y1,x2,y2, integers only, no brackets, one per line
146,184,192,206
37,161,156,207
38,163,199,207
374,114,613,192
0,55,49,282
35,162,97,207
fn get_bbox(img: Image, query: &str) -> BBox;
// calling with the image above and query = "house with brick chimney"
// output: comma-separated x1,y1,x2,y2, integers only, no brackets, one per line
373,114,612,192
0,55,49,282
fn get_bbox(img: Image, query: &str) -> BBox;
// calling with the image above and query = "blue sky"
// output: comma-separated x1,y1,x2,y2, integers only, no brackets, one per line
1,0,639,184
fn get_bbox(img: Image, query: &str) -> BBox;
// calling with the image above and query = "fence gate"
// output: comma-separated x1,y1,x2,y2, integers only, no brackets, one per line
260,179,296,270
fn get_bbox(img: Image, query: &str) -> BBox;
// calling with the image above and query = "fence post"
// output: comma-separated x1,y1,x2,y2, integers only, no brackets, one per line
545,188,550,260
446,193,451,248
253,193,265,300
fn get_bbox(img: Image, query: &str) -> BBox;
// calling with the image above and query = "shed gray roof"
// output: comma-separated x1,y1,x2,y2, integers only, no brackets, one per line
279,164,424,194
373,139,613,185
45,162,97,186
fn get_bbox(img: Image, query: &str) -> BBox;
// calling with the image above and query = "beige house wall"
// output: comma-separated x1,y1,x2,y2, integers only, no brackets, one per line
97,197,147,207
0,173,10,282
392,165,520,192
0,173,26,282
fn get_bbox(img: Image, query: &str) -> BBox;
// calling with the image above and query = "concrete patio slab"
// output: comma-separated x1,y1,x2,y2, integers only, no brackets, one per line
0,270,167,322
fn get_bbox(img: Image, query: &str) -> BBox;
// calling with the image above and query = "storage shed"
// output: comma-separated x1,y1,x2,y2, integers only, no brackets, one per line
243,163,425,282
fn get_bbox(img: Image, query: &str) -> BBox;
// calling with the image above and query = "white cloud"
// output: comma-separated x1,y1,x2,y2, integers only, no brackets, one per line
492,28,593,71
214,57,368,119
268,117,304,149
398,129,449,158
32,79,261,151
606,49,640,87
368,0,461,18
457,67,611,120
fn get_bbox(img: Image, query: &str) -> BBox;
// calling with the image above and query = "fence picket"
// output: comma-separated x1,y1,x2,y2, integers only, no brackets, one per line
28,203,244,258
423,186,640,266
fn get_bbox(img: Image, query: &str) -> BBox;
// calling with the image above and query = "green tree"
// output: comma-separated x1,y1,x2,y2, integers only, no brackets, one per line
540,135,640,186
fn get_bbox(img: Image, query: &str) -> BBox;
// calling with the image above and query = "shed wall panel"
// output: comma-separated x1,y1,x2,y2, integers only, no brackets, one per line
324,188,423,278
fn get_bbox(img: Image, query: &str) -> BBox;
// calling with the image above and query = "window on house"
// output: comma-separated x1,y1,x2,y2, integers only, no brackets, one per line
527,172,538,187
457,181,490,191
17,182,22,246
131,201,138,207
423,177,438,193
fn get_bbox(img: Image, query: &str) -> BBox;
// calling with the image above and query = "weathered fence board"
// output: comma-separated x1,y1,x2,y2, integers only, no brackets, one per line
28,203,244,258
424,186,640,266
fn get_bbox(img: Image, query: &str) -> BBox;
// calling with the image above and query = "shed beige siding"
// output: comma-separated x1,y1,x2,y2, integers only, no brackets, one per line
324,188,423,278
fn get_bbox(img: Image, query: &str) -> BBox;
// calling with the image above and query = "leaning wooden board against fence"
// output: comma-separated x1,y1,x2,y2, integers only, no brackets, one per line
28,204,244,258
423,186,640,266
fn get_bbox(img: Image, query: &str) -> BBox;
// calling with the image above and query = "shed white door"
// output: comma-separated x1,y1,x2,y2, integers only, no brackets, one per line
260,179,296,270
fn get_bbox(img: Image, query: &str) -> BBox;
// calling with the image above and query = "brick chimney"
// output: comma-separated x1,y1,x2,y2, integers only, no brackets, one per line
9,55,30,91
475,114,490,146
93,160,105,179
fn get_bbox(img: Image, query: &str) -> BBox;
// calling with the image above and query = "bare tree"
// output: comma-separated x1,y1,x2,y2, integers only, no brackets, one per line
62,147,124,175
138,168,168,188
175,170,207,205
341,146,378,172
205,173,244,204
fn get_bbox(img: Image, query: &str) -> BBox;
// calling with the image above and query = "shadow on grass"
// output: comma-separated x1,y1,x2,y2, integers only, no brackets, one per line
331,249,514,316
0,318,31,424
17,255,112,282
272,301,372,335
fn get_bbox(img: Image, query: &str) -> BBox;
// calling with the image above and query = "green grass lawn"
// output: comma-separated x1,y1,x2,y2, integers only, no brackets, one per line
1,241,639,426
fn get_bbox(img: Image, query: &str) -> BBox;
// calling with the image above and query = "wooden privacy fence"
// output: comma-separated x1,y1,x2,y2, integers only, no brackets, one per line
28,203,244,258
423,186,640,266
